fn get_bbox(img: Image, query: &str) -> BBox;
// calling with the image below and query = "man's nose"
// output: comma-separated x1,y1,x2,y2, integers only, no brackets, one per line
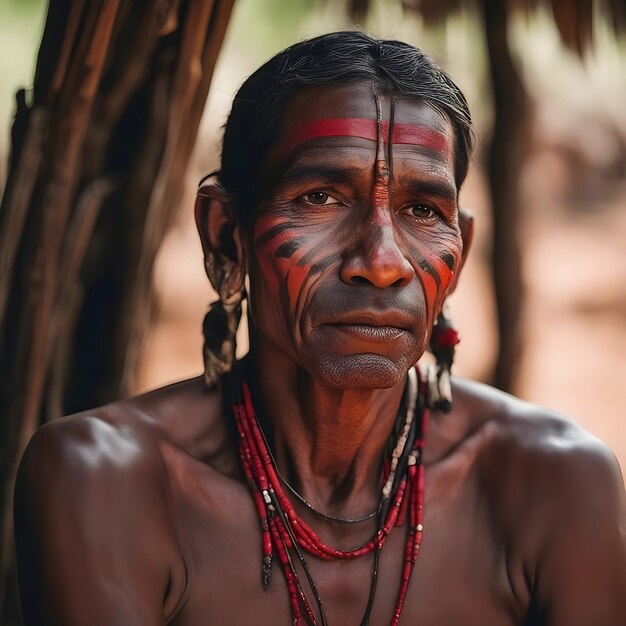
340,213,414,288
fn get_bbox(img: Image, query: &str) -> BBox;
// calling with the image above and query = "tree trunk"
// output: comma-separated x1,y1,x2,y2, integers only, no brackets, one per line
0,1,235,622
482,0,532,391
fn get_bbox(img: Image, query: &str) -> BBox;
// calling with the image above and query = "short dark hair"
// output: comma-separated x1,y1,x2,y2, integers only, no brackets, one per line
219,30,473,228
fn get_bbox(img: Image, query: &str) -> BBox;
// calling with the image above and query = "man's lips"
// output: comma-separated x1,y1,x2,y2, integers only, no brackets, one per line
320,310,415,330
328,324,406,342
318,310,414,342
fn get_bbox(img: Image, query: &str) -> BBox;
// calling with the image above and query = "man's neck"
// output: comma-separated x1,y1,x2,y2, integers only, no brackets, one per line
246,340,407,517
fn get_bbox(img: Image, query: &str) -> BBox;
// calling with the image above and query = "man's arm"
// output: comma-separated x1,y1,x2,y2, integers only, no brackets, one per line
14,414,183,626
528,434,626,625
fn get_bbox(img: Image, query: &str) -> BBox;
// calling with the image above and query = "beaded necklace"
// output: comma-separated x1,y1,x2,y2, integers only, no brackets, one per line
231,366,429,625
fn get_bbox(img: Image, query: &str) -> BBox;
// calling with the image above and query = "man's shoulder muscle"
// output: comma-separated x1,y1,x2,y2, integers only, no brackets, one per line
462,379,626,624
17,403,169,502
464,379,624,525
14,405,185,624
481,384,623,509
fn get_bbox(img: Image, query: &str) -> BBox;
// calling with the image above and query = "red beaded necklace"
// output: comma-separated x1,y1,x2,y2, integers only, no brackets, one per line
232,367,429,626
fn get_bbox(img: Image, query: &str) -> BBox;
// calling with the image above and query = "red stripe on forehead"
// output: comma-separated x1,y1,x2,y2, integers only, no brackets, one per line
288,118,448,152
392,125,448,151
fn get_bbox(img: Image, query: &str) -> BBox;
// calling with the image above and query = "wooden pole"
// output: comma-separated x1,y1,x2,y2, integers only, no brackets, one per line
0,1,236,622
482,0,532,391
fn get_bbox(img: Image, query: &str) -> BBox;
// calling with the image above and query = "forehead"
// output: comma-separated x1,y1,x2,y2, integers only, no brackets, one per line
266,82,455,170
285,81,448,125
283,82,451,141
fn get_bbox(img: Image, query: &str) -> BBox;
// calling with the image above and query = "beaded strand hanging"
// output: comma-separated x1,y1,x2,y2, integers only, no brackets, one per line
231,367,429,626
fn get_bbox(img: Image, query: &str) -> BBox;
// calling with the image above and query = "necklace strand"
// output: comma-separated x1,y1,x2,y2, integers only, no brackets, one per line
233,367,428,625
250,388,385,526
277,473,380,524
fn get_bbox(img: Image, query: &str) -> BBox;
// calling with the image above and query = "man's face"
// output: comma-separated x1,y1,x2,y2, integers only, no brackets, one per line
245,82,462,389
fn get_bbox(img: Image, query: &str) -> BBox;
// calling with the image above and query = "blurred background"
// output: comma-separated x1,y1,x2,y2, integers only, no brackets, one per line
0,0,625,621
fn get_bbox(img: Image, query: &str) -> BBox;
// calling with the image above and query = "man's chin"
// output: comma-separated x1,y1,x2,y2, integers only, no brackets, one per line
307,353,416,390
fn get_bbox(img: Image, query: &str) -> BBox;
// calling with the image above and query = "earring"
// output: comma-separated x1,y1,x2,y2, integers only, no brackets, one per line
428,307,460,413
202,298,242,387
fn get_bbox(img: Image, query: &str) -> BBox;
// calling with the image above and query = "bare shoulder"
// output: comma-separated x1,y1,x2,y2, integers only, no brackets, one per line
476,380,619,486
453,376,623,481
13,377,227,624
455,378,624,509
17,375,228,494
454,378,626,590
14,389,178,559
18,390,169,499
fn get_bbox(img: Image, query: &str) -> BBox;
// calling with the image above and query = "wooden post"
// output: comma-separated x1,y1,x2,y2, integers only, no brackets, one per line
0,1,235,622
482,0,531,391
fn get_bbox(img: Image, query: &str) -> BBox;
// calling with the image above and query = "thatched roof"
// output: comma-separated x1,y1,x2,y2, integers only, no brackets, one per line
349,0,626,56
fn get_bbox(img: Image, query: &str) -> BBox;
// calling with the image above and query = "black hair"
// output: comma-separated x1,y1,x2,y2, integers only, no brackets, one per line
219,30,473,227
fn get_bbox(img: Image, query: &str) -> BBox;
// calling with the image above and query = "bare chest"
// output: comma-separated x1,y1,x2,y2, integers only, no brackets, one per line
164,453,529,626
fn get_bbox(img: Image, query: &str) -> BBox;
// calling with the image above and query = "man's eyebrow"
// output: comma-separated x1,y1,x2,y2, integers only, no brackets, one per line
398,177,458,203
273,162,366,191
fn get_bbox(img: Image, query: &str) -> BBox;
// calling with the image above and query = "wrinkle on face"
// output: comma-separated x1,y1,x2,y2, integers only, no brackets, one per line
247,82,463,385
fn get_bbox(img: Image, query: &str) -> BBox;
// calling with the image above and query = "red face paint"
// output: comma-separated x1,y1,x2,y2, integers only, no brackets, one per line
371,160,390,213
242,85,463,391
287,118,449,153
416,269,438,323
253,214,331,317
411,247,457,324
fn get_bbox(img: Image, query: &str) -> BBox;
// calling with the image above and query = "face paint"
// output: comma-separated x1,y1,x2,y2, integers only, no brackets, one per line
247,84,461,388
411,246,457,324
287,118,449,154
252,212,341,334
370,94,391,219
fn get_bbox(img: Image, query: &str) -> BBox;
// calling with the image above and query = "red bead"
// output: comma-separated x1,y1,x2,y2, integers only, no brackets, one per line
235,379,428,626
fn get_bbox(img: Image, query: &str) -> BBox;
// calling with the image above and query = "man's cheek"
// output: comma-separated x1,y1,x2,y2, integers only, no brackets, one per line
251,216,293,293
432,252,457,295
415,265,438,322
253,241,311,317
285,263,310,315
410,242,460,322
255,249,281,293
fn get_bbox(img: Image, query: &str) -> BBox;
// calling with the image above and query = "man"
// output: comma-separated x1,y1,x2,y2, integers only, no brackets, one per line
14,31,626,625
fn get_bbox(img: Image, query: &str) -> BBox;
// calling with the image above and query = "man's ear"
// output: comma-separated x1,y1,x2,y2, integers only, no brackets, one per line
195,184,246,305
448,208,474,295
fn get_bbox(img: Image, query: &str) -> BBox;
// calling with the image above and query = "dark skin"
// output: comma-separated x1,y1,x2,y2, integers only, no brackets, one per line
14,83,626,626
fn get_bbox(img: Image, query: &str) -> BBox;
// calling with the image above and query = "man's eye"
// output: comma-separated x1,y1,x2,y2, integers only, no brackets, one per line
302,192,338,205
407,204,437,219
